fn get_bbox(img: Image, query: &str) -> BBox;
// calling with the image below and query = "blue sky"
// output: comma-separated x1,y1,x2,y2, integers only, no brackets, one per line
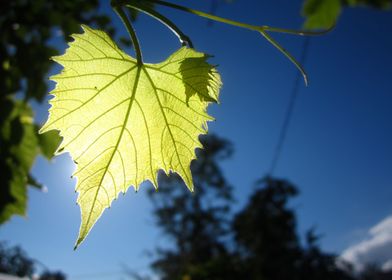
1,0,391,279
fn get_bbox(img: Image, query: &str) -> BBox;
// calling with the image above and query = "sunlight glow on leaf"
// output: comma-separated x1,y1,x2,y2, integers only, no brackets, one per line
40,25,221,248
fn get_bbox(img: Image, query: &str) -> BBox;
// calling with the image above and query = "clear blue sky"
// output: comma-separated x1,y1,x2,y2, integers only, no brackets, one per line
1,0,391,279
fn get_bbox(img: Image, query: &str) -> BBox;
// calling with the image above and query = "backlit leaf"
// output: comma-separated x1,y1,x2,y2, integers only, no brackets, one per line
40,25,221,248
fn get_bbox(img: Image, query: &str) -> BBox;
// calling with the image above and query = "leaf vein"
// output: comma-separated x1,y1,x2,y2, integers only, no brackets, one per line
142,68,190,185
48,65,137,127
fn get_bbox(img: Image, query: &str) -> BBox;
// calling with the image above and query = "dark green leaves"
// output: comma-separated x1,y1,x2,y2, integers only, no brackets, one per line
0,0,119,225
0,99,36,223
0,98,61,223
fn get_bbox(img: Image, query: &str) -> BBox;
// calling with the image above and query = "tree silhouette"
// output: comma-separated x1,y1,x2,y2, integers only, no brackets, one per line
149,138,360,280
0,242,34,277
233,176,356,280
232,177,303,279
148,134,241,280
0,242,65,279
39,271,67,280
359,265,392,280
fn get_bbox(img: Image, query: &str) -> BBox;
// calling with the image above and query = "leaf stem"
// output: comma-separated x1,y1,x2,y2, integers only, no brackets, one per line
140,0,332,84
126,1,194,48
260,30,308,86
263,24,335,36
112,2,143,65
143,0,262,31
142,0,332,36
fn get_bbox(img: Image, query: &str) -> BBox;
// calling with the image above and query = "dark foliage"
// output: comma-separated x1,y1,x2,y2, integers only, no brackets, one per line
360,265,392,280
0,0,116,102
232,177,354,280
0,242,66,279
149,134,238,280
0,0,117,224
0,242,34,277
39,271,67,280
149,135,363,280
232,177,303,279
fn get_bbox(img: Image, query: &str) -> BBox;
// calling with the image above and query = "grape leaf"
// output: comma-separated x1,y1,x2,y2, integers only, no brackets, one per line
40,25,221,248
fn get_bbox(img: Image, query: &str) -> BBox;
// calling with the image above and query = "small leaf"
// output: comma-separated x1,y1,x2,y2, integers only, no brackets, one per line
37,129,62,159
40,25,221,248
0,99,38,223
302,0,341,29
0,159,27,224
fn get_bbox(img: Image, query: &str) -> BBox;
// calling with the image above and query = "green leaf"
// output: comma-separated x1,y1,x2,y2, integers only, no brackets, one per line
40,25,221,248
0,159,27,224
302,0,341,29
9,106,39,172
0,99,39,223
37,129,62,159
